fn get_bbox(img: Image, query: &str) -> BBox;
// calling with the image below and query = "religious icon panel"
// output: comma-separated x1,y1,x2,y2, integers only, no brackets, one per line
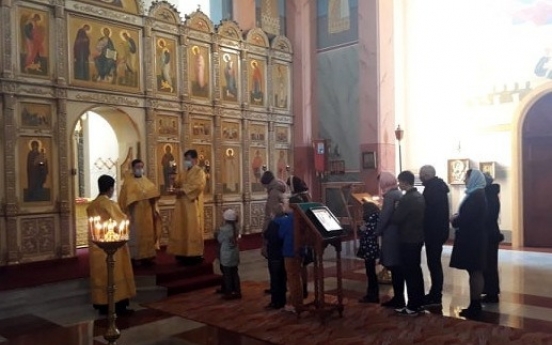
275,125,290,144
156,114,179,137
155,37,177,94
249,123,267,143
221,121,241,142
272,63,289,109
249,57,267,107
20,103,52,130
19,137,53,204
188,43,211,100
157,142,179,195
222,146,241,195
274,149,290,182
220,50,240,104
18,7,50,77
190,118,212,142
67,14,142,92
250,147,267,193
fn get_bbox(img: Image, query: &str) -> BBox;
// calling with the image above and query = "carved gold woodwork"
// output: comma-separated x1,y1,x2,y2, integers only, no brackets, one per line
1,0,294,265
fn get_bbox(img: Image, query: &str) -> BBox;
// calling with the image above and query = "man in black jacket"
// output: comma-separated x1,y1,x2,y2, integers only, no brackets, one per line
419,165,450,307
482,172,503,303
392,170,426,315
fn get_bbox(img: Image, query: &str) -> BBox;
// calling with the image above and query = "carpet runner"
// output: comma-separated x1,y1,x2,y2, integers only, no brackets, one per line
147,281,552,345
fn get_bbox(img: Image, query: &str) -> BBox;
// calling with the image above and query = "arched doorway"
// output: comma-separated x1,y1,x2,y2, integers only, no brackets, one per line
522,93,552,247
71,107,140,248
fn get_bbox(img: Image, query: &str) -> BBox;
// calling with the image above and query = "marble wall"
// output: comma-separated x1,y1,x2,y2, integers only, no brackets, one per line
317,45,360,170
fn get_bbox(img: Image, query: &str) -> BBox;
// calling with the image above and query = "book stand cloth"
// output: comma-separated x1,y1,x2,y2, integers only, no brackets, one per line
290,202,347,323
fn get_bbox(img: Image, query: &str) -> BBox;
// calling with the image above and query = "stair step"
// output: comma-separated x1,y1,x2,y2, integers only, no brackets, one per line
155,262,214,284
161,274,222,296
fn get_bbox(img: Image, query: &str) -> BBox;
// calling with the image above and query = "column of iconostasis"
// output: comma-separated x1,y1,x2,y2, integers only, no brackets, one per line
151,11,293,241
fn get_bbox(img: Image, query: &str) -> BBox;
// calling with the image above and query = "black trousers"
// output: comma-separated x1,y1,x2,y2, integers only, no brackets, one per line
364,258,379,296
268,259,287,307
400,242,425,309
483,238,500,295
220,265,241,294
389,266,405,304
425,240,444,297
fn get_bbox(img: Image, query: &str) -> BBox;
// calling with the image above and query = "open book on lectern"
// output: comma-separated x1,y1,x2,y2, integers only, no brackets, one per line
305,205,345,238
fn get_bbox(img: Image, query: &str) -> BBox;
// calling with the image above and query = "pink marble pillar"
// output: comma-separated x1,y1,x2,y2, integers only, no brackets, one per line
232,0,256,32
286,0,320,200
358,0,396,195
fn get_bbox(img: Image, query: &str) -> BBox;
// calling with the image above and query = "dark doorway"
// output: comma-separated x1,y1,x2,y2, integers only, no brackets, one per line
522,93,552,247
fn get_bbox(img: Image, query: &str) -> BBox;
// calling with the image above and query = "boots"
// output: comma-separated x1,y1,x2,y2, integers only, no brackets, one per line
459,300,482,319
359,288,380,304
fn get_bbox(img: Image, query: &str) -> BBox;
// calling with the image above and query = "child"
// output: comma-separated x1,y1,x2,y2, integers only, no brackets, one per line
357,201,381,303
264,205,287,309
275,204,301,313
216,209,241,300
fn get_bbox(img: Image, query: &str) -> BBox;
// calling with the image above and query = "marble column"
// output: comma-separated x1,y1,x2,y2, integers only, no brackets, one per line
358,0,396,195
285,0,319,200
232,0,256,32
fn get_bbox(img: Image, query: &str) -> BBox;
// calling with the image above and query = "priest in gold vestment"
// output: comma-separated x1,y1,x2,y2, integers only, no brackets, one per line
118,159,161,266
168,149,207,266
87,175,136,315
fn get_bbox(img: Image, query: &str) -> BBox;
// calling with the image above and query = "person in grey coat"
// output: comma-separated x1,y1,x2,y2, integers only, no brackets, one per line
376,171,405,309
215,208,241,300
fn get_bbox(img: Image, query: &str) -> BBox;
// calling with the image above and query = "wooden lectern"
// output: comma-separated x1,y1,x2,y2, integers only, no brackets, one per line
290,202,348,323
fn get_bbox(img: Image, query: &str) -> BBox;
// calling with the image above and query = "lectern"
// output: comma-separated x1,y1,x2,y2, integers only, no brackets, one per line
290,202,348,323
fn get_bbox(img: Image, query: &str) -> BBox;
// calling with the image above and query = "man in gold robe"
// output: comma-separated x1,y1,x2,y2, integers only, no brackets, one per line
168,149,206,266
118,159,161,266
87,175,136,315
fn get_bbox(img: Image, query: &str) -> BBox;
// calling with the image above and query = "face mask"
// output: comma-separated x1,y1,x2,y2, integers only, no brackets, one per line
134,168,144,177
184,160,193,169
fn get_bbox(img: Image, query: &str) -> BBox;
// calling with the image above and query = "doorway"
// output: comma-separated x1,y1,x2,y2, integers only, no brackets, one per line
522,93,552,247
71,107,140,247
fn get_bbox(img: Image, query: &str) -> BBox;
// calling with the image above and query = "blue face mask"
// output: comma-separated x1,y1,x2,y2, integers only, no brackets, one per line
184,160,193,169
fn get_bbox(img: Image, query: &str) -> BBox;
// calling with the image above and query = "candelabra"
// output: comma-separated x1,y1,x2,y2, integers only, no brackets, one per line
395,125,404,172
89,217,129,345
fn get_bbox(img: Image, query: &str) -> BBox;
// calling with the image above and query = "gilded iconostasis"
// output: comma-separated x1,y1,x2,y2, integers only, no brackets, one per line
0,0,293,265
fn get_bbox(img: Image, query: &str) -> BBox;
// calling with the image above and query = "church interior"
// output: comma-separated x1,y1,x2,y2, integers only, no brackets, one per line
2,0,552,344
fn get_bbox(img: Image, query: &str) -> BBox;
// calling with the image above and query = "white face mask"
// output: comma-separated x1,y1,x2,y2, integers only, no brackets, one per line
184,160,193,169
134,168,144,177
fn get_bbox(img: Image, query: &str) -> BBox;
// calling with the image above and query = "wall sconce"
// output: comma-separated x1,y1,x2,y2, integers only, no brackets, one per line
395,125,404,172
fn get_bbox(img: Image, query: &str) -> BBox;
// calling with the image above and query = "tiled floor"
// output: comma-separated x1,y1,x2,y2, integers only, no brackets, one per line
2,244,552,344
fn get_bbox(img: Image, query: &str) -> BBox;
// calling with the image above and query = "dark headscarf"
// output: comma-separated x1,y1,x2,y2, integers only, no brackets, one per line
260,171,275,185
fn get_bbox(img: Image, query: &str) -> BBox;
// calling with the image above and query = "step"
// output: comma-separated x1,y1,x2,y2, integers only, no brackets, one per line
161,274,222,296
155,262,214,284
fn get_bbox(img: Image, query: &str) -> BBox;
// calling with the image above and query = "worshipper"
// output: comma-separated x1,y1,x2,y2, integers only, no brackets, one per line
419,165,450,307
482,172,503,304
286,170,313,299
276,205,301,313
118,159,161,267
376,172,404,309
215,208,241,300
260,170,286,294
450,169,488,318
168,149,207,266
391,170,426,315
87,175,136,316
264,203,288,310
356,201,381,303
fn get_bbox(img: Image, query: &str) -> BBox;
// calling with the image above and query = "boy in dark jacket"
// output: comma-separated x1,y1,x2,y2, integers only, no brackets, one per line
392,170,426,315
419,165,450,307
263,204,287,309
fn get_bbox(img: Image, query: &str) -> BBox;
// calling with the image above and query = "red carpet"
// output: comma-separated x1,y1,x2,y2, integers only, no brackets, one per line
0,233,263,291
147,281,552,345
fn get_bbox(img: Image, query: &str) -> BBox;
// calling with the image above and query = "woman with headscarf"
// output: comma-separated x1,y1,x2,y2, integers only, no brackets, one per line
482,172,503,303
450,169,488,318
375,172,405,309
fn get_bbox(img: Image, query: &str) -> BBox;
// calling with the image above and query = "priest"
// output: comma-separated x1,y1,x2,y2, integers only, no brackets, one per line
87,175,136,315
168,149,207,265
118,159,162,266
